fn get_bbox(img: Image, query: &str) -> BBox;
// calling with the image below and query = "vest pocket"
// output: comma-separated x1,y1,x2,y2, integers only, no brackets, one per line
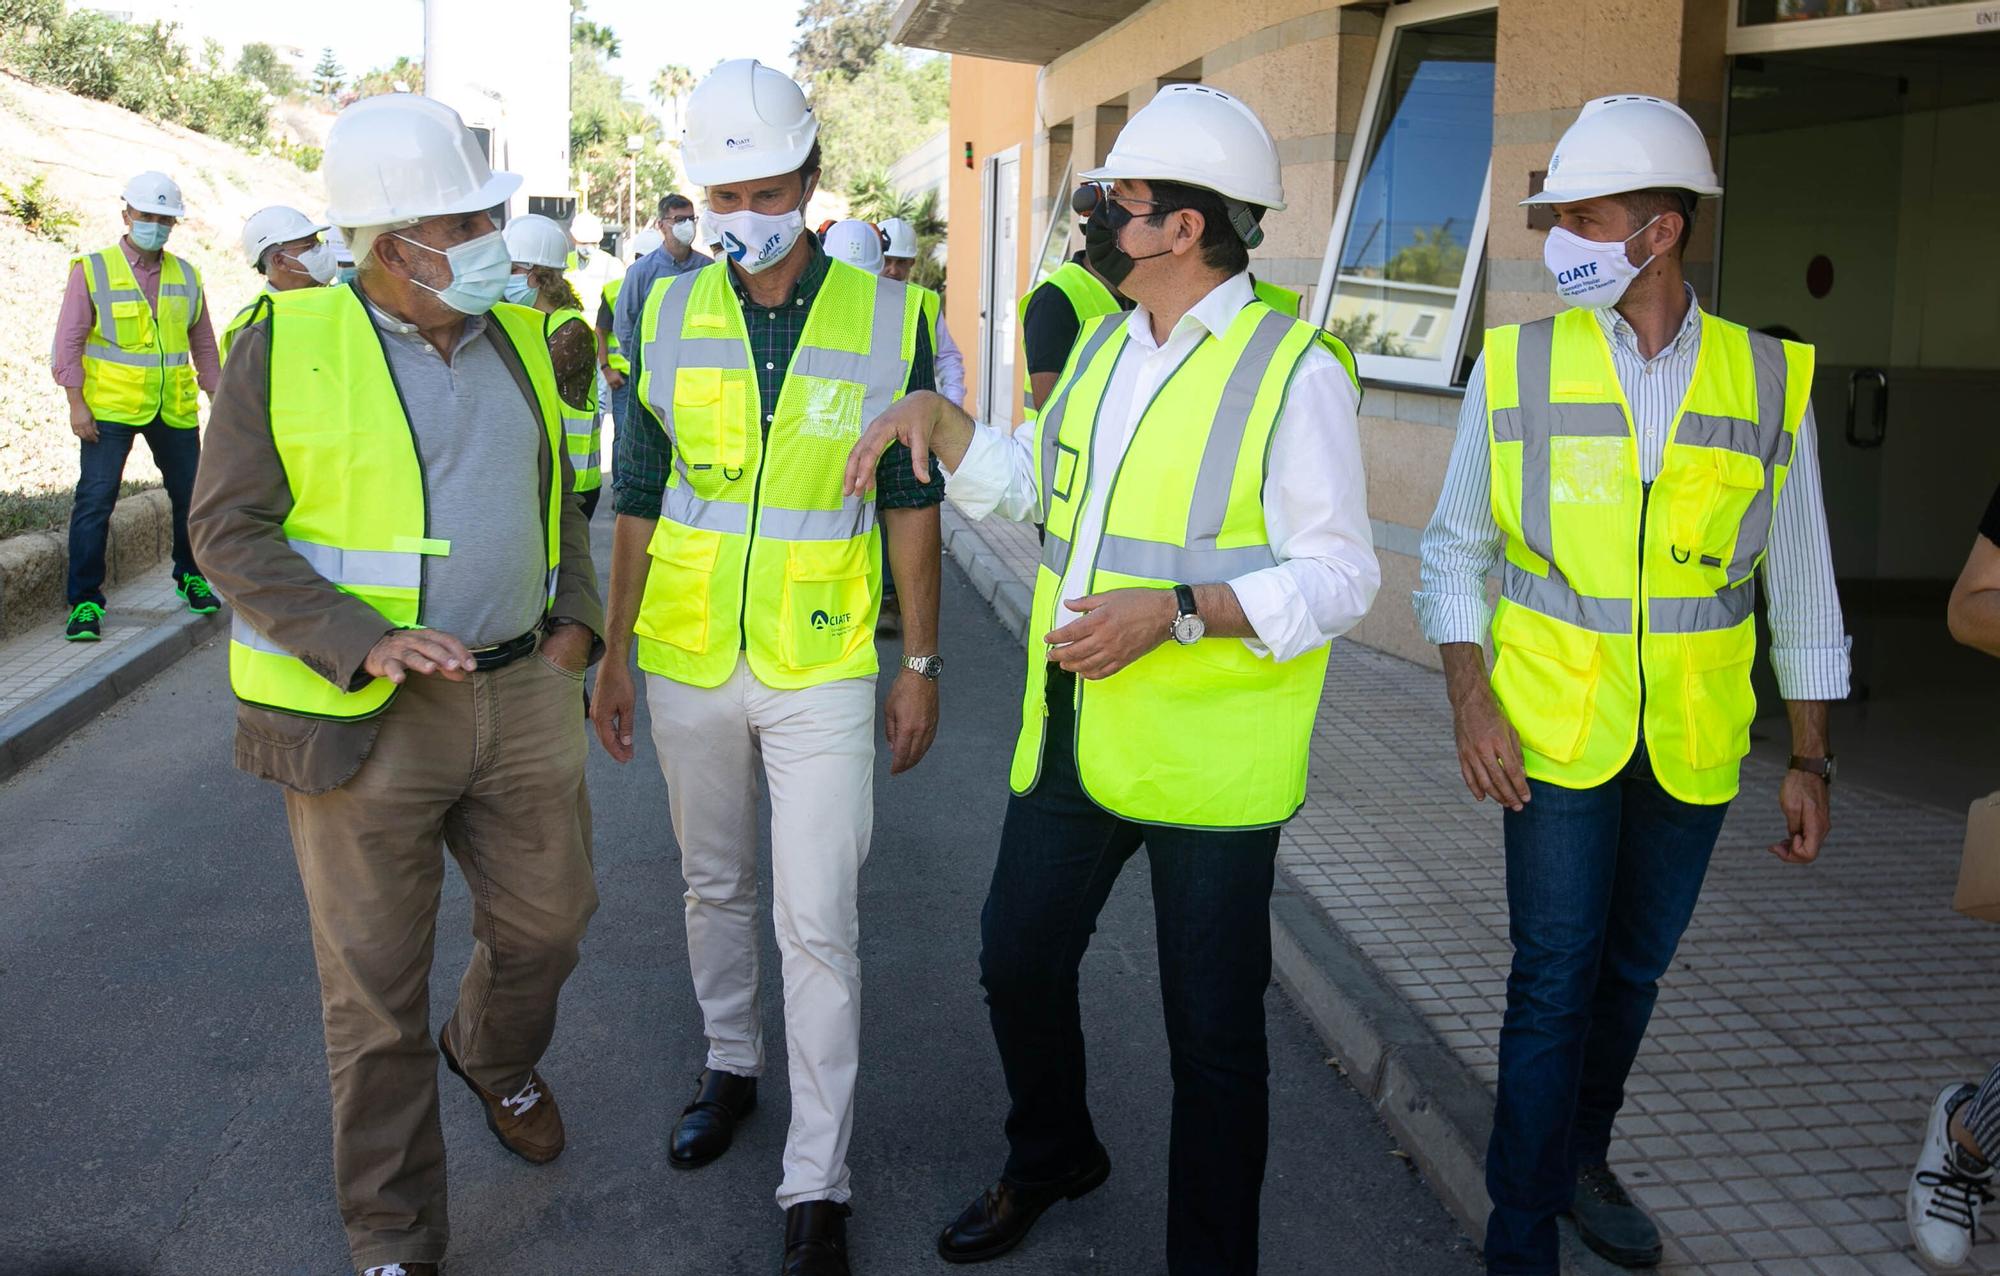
1492,605,1602,765
1667,448,1765,576
110,299,152,346
673,368,748,469
638,525,722,654
778,539,873,673
1680,626,1756,772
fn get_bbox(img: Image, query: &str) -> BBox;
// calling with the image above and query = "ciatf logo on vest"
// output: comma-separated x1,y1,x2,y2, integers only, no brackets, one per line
809,608,854,632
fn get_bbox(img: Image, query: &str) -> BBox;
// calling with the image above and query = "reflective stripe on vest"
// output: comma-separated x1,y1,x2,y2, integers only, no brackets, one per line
545,307,602,493
1484,308,1812,804
227,285,566,720
602,276,629,373
632,257,921,691
1008,299,1360,829
74,246,202,428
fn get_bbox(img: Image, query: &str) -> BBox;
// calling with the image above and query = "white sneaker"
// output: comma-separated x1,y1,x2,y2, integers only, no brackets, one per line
1909,1083,1994,1270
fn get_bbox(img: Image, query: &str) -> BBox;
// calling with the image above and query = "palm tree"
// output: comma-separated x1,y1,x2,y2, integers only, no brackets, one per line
650,63,696,136
846,174,947,291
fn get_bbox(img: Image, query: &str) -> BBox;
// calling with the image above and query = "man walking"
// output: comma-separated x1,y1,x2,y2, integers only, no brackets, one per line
189,92,603,1276
589,59,942,1276
847,85,1378,1275
1414,94,1848,1275
601,192,709,449
52,171,223,640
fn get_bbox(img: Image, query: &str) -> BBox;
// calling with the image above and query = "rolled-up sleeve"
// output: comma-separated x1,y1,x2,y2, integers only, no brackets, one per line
1227,351,1379,662
1762,402,1851,700
1414,353,1503,646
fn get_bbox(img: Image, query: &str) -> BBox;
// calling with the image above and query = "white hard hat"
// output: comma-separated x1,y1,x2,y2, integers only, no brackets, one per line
1521,95,1721,206
682,59,818,187
824,220,884,274
880,216,919,259
630,227,665,257
504,213,571,269
1084,84,1285,212
240,205,328,269
326,226,355,267
570,210,604,244
123,171,186,218
322,93,521,229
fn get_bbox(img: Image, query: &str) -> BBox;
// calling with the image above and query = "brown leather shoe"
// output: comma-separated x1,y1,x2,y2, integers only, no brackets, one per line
439,1025,565,1164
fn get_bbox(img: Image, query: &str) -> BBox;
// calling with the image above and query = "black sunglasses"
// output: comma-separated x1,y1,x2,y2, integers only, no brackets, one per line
1071,182,1183,229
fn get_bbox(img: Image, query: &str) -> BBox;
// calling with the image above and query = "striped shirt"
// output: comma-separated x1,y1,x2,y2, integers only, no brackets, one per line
1414,287,1851,702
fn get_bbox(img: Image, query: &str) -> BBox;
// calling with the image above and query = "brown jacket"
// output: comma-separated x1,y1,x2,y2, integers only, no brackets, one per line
188,298,605,795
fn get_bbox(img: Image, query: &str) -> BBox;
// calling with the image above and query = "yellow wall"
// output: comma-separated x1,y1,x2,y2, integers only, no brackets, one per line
945,56,1040,426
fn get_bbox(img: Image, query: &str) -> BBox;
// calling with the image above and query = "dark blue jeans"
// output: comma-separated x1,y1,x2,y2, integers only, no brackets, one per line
980,667,1278,1276
1484,744,1730,1274
67,416,201,606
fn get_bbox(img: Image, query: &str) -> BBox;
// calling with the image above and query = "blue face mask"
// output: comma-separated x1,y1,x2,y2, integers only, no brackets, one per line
503,273,539,306
334,266,357,286
390,229,513,315
129,220,171,252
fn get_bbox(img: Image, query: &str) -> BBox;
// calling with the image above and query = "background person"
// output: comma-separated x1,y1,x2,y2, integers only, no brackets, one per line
223,205,335,359
507,212,604,519
879,216,965,410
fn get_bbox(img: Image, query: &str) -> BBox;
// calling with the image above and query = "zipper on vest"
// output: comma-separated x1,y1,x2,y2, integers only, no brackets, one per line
1636,481,1651,726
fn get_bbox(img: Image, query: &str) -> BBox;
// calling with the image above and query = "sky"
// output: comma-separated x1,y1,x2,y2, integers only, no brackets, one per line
98,0,800,108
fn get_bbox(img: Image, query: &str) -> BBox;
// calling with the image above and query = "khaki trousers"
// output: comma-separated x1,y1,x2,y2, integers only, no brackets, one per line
284,652,597,1270
645,658,876,1209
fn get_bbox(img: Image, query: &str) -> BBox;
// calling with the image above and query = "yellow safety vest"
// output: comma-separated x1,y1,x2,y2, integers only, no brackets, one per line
1017,261,1122,412
602,276,628,374
228,287,567,720
915,284,942,347
221,287,281,363
1251,277,1301,318
545,307,601,493
1010,300,1358,829
1484,307,1813,805
72,244,204,429
633,258,922,691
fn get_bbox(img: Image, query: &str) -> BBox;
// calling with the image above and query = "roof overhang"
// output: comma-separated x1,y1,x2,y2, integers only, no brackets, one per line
889,0,1151,65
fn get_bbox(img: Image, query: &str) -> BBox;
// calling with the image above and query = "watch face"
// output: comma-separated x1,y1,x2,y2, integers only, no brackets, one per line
1172,614,1205,645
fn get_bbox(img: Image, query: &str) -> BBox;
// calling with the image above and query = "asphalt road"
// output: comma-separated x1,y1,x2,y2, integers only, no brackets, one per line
0,542,1479,1275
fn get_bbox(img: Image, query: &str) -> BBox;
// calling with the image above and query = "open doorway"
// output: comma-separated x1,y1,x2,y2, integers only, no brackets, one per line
1722,30,2000,808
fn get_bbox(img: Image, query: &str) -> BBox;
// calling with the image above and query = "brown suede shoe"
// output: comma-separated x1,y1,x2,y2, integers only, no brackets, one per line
439,1025,565,1165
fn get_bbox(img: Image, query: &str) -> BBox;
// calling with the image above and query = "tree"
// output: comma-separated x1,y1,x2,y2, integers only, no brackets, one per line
793,0,893,79
235,41,301,96
1325,311,1413,358
350,54,423,99
650,62,696,135
848,175,946,291
1383,223,1468,287
311,46,343,98
808,49,948,194
570,12,680,226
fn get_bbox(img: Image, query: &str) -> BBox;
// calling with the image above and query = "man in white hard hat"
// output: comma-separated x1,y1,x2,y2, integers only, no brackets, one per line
189,92,603,1276
51,171,224,641
603,192,710,445
1414,94,1847,1275
223,205,335,359
1015,199,1129,418
848,83,1378,1273
879,216,966,410
589,58,943,1276
823,218,886,274
506,213,604,518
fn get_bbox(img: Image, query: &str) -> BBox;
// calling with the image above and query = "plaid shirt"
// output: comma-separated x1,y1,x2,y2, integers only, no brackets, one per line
613,239,942,519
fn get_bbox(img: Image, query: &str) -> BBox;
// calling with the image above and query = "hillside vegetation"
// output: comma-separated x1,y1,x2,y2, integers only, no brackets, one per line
0,71,326,537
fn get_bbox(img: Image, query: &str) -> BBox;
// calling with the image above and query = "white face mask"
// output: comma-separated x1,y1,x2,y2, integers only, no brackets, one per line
282,241,339,285
1544,215,1661,310
712,183,814,276
670,218,697,246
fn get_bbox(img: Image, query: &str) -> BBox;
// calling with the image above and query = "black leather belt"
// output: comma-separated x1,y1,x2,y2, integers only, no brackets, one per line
470,628,539,672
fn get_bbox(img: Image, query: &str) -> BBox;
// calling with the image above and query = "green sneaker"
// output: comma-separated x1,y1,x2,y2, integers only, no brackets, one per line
176,573,220,614
65,601,104,641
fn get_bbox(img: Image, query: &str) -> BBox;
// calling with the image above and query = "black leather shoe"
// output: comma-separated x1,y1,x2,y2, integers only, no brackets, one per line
1569,1164,1663,1268
669,1069,756,1170
936,1145,1111,1264
782,1200,852,1276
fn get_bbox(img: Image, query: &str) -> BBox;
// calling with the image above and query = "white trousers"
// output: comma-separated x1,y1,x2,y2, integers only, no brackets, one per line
645,659,876,1208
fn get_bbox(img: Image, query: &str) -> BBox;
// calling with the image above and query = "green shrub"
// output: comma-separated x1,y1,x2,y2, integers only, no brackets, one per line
1,174,79,242
1,12,271,147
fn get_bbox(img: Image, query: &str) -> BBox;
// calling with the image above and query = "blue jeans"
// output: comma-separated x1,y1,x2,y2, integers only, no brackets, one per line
1484,744,1730,1274
980,667,1278,1276
67,416,201,606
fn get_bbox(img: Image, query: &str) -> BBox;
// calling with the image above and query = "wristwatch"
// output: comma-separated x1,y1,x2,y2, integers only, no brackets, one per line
1788,754,1837,786
903,653,944,681
1169,584,1205,646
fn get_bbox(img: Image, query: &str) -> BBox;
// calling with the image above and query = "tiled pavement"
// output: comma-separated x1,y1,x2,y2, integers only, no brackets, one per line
0,572,191,718
945,507,2000,1276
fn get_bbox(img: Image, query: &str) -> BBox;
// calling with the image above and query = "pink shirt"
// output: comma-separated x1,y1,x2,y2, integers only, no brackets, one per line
51,237,222,393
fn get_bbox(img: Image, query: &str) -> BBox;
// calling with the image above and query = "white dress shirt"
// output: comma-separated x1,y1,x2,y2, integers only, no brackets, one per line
945,271,1380,663
1414,287,1851,701
934,313,968,410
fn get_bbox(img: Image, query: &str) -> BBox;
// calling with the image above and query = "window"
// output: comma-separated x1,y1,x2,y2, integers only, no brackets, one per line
1729,0,1997,52
1314,0,1496,388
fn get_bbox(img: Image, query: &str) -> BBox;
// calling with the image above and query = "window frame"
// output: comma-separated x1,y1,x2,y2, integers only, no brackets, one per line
1728,0,2000,54
1309,0,1497,390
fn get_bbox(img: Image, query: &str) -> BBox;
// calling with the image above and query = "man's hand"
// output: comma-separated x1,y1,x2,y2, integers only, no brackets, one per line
602,365,627,390
846,391,944,496
540,621,592,673
69,401,98,443
1451,680,1530,811
1770,769,1830,864
364,627,473,684
883,668,938,775
590,657,638,763
1048,589,1175,681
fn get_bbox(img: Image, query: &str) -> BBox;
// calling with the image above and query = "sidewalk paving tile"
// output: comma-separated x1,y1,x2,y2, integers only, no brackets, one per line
0,573,187,718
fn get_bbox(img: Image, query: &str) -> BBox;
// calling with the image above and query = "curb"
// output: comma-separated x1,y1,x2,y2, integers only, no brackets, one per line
0,487,174,640
0,606,222,784
940,509,1622,1274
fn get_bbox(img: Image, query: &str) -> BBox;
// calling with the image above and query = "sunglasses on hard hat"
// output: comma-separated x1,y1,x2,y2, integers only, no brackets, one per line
1071,181,1183,229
